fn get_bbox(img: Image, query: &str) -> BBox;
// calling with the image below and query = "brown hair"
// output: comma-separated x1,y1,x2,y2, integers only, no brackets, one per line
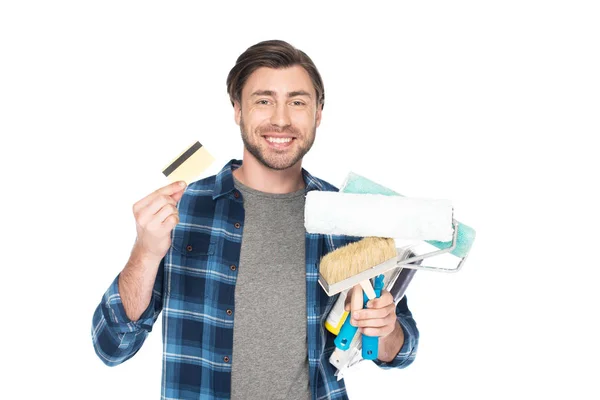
226,40,325,110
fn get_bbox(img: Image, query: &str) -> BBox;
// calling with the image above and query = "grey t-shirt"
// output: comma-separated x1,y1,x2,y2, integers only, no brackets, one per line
230,175,311,400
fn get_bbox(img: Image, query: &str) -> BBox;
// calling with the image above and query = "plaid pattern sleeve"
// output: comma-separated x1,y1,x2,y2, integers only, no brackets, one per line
91,261,164,366
91,159,418,399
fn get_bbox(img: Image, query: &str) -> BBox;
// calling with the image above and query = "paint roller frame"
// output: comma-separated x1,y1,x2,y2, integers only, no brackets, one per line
318,220,462,297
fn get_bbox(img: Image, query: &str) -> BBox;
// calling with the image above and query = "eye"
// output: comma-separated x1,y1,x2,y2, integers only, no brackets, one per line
256,99,270,105
292,101,305,106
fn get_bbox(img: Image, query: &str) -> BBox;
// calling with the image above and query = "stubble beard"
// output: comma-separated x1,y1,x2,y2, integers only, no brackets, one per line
239,115,316,171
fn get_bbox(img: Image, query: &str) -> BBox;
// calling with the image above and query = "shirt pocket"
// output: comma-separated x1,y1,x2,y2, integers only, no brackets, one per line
166,230,216,303
171,230,215,257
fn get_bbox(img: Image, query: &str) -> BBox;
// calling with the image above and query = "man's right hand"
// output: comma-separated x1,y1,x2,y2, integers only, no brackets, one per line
131,180,187,261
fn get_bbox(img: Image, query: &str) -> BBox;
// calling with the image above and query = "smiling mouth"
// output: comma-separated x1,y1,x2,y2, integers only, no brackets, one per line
263,136,296,148
265,136,293,143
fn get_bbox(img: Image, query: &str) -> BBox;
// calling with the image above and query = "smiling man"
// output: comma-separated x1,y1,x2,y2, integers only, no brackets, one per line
91,40,419,400
233,65,318,191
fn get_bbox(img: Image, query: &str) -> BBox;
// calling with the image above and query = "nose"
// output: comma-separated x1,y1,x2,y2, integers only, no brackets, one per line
270,102,291,128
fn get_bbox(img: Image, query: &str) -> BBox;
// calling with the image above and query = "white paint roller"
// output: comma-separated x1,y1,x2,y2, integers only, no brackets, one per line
304,191,454,242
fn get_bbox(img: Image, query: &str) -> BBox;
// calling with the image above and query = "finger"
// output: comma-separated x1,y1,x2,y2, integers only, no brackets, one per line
354,303,395,320
147,204,178,231
134,181,186,212
146,195,177,216
359,324,396,338
171,188,185,203
137,195,177,226
162,214,180,232
158,203,179,224
352,311,396,328
366,290,394,309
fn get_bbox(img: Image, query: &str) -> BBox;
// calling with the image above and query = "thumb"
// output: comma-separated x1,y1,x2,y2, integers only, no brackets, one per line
171,188,186,203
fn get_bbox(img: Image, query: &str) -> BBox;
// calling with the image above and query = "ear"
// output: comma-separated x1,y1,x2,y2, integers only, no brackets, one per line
315,105,323,128
233,101,242,126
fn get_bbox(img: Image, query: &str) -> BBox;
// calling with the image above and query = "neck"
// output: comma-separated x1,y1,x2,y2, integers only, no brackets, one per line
233,150,306,194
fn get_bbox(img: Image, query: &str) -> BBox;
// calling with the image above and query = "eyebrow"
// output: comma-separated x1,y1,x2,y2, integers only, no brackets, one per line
250,90,312,99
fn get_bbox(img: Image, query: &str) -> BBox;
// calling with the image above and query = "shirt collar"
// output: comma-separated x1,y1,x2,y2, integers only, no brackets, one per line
212,158,325,200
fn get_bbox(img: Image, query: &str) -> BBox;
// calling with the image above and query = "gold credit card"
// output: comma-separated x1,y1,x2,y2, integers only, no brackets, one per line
162,141,215,185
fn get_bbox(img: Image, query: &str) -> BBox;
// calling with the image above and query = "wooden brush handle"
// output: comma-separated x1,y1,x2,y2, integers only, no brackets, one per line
359,280,376,300
351,284,364,310
334,285,365,351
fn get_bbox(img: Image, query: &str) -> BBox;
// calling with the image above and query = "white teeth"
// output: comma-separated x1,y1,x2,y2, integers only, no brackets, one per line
266,137,292,143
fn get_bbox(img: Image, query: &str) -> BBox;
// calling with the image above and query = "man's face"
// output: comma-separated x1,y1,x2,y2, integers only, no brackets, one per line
234,65,322,170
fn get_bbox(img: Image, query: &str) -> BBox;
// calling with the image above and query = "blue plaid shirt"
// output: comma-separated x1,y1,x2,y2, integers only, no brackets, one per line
92,159,419,399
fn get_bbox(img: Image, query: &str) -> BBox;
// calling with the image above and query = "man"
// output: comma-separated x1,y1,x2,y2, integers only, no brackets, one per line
92,39,419,400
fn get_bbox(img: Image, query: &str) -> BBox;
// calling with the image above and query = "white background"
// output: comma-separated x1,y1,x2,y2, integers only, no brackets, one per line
1,1,599,399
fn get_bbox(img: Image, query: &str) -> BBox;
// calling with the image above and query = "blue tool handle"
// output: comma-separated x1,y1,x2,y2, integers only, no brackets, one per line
334,313,358,350
334,285,372,350
362,275,385,360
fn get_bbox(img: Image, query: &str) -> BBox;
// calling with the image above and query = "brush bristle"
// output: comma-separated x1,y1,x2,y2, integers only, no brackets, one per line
319,237,397,284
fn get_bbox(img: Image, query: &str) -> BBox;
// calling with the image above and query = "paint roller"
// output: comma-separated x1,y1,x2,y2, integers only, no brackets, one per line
339,172,476,273
304,173,475,363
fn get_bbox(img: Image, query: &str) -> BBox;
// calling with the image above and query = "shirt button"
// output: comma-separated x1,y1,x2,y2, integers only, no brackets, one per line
226,309,232,315
186,245,193,252
234,222,241,229
230,265,236,271
234,191,240,198
223,356,230,363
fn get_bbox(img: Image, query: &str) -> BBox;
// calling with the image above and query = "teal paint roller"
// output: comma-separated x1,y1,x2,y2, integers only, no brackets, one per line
339,172,475,267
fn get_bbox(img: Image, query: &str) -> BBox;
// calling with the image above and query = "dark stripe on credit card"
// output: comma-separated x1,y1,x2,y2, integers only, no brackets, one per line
162,141,203,177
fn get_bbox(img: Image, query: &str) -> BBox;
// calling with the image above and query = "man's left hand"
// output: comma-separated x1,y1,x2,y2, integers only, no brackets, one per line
344,286,397,338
